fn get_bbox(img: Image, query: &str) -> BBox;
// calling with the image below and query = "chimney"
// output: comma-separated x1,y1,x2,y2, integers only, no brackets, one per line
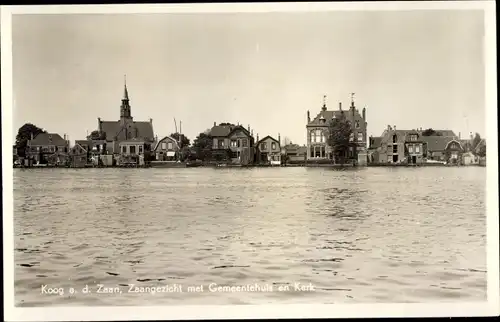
150,118,153,123
362,107,366,120
64,134,67,140
214,121,216,126
278,133,281,145
393,125,396,131
339,102,342,110
98,117,101,123
459,132,461,139
387,125,391,131
251,129,254,136
256,133,259,142
247,124,250,132
307,110,311,123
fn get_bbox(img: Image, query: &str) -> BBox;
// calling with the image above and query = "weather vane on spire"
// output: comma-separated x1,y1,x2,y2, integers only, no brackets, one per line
350,92,355,102
323,95,327,105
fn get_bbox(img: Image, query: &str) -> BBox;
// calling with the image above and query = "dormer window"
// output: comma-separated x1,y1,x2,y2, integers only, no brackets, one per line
320,115,326,124
355,121,360,128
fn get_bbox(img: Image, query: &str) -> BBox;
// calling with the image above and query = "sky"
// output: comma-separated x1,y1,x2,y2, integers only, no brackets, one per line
11,10,486,146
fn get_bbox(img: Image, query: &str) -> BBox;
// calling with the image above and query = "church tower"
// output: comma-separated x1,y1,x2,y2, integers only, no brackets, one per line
120,75,133,124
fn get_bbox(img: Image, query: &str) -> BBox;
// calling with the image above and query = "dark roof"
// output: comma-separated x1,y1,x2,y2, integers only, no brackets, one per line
474,138,486,153
209,125,233,137
72,143,88,153
369,137,382,149
99,120,154,141
284,144,307,154
75,139,91,146
417,129,457,137
257,135,279,145
308,110,348,126
210,124,252,138
29,133,67,146
422,136,461,152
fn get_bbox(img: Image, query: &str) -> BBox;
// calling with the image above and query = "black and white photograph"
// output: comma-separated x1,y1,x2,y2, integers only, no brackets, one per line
2,2,498,321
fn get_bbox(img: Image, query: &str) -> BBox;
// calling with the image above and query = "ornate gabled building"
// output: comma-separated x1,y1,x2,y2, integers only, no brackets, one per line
93,78,155,155
306,95,367,161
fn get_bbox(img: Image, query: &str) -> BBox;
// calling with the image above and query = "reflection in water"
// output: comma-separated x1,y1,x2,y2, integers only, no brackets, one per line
13,167,486,306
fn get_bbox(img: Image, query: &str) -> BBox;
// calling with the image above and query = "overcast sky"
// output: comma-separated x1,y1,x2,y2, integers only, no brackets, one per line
12,10,485,145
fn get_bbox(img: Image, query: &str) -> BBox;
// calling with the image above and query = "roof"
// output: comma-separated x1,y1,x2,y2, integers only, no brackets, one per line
99,120,154,141
75,139,91,146
422,136,461,152
153,135,180,151
72,143,88,153
209,125,233,137
257,135,279,145
209,124,252,138
475,138,486,153
29,133,67,146
369,137,382,149
308,110,348,126
423,129,457,137
284,144,307,155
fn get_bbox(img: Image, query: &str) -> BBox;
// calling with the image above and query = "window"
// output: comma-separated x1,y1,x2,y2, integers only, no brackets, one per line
416,145,420,153
167,142,173,150
139,145,143,154
220,140,225,147
271,142,276,150
316,130,321,136
122,146,127,153
355,121,360,128
320,133,325,143
231,140,237,147
393,145,398,153
311,130,317,143
357,132,363,142
409,145,414,153
230,151,237,158
161,142,167,150
242,139,248,147
409,134,418,141
349,133,354,142
130,146,136,154
261,143,267,150
393,135,397,143
237,140,241,148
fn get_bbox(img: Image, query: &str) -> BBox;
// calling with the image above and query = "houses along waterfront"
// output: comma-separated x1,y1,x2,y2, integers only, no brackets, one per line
13,81,486,168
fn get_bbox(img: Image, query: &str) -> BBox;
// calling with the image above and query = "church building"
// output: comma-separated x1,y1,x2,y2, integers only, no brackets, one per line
93,78,155,156
306,94,367,161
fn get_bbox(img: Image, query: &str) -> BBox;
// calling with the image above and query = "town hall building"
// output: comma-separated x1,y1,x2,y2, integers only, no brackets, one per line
306,94,368,162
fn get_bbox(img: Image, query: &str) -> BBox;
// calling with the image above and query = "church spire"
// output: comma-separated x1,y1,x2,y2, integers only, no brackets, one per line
123,75,129,101
120,75,132,121
321,95,327,111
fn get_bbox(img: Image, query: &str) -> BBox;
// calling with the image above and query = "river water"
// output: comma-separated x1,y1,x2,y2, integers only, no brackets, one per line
13,167,486,306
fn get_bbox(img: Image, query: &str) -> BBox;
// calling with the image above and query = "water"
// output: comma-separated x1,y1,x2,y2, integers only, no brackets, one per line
13,167,487,306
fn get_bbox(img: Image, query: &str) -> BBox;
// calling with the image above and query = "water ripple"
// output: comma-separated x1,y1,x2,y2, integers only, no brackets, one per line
13,167,486,305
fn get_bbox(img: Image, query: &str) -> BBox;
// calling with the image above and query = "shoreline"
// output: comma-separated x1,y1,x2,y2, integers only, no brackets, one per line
13,163,485,169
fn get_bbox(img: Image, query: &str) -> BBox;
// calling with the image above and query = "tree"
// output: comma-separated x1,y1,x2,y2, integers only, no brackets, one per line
327,115,353,164
87,130,106,140
192,132,213,161
170,132,190,148
422,128,442,136
477,144,486,158
15,123,47,158
471,133,481,152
